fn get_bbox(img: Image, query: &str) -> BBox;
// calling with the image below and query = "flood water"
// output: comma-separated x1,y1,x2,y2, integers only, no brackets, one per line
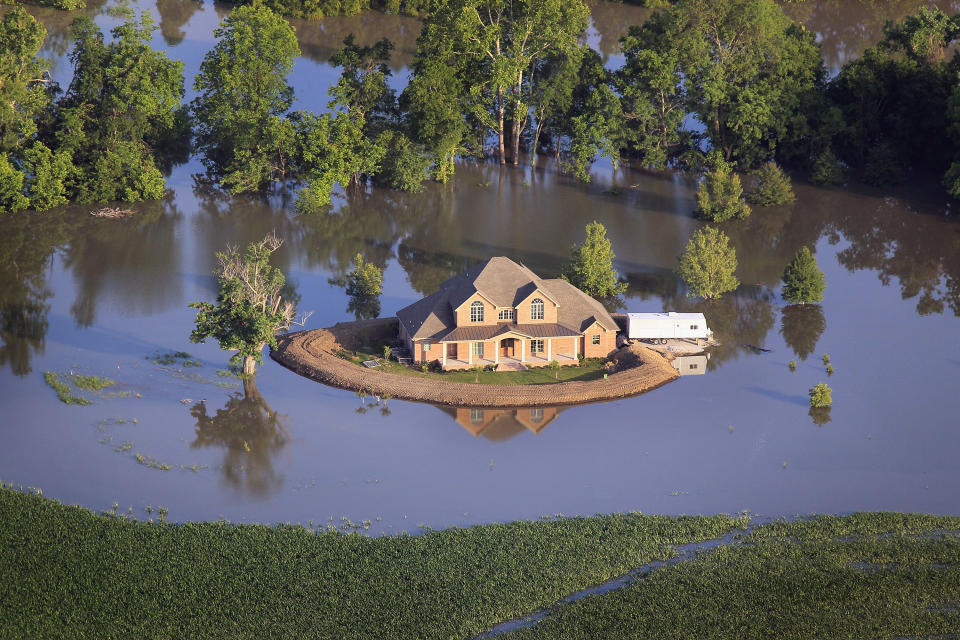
2,0,959,533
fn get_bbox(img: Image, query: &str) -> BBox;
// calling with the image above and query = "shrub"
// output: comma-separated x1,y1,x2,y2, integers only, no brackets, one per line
747,162,795,206
695,169,751,221
811,149,845,186
809,382,832,408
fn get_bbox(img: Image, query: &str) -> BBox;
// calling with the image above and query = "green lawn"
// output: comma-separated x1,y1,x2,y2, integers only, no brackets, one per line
338,347,607,384
0,487,745,640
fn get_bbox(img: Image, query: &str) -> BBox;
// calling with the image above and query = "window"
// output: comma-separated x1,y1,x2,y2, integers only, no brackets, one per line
531,339,544,353
689,363,698,370
471,341,484,357
470,300,484,322
422,341,431,352
690,324,698,330
498,309,513,321
591,334,601,345
530,298,544,320
470,409,484,425
529,408,544,424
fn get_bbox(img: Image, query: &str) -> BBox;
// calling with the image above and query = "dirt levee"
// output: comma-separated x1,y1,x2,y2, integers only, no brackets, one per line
271,319,679,408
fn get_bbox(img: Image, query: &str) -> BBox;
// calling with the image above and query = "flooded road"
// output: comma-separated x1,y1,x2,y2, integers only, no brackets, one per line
1,0,959,533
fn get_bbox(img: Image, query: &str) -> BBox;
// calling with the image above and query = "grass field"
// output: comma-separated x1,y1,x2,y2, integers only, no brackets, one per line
0,487,745,639
338,348,608,384
2,487,958,639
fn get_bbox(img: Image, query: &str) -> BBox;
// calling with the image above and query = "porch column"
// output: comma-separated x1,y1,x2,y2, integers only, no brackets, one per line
520,339,525,363
573,337,578,360
442,344,446,368
495,340,499,365
468,343,473,366
546,338,551,362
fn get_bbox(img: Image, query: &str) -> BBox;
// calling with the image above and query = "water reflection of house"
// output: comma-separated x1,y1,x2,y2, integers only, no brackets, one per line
437,406,564,440
671,354,708,376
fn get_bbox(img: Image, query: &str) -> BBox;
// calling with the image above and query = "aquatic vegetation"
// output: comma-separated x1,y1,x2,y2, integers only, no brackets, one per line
788,359,796,370
43,372,91,405
826,364,834,375
135,453,172,471
71,375,115,391
148,351,201,367
822,353,831,364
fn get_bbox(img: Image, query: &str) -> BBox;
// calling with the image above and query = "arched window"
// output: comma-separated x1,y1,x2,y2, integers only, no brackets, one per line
529,408,544,424
530,298,544,320
470,300,484,322
470,409,484,425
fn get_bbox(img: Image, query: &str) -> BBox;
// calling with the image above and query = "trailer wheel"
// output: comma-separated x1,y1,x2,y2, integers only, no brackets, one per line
660,338,668,345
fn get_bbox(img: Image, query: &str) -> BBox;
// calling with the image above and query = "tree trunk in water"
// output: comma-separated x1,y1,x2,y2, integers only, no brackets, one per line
511,117,521,166
242,355,257,376
497,88,506,165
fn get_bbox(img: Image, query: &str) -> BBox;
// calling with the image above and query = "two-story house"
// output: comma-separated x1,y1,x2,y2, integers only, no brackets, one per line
396,257,619,370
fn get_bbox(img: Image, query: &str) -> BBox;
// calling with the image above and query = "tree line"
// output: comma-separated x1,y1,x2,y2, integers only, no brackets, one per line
7,0,960,214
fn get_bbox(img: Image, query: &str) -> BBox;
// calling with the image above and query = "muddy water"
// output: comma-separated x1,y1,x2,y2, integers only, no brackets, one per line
1,0,959,532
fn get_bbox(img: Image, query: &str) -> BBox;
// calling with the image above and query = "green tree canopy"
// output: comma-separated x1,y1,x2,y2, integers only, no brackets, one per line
192,4,299,193
190,234,310,375
561,221,627,299
781,246,825,304
670,0,827,167
676,226,739,300
0,8,49,156
409,0,589,167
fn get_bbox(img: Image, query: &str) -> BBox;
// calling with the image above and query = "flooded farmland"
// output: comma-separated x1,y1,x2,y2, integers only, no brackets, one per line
1,0,959,534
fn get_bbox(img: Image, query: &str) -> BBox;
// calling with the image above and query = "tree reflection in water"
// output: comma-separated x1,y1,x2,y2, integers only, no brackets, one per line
190,378,290,498
809,406,832,427
780,305,826,362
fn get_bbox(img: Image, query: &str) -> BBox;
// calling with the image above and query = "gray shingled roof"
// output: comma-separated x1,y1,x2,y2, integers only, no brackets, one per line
396,257,618,341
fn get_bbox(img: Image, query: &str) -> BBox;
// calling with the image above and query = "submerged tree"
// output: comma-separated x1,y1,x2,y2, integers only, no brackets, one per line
748,162,795,206
192,4,299,193
561,221,627,299
676,226,739,300
190,233,311,375
781,246,826,304
330,253,383,320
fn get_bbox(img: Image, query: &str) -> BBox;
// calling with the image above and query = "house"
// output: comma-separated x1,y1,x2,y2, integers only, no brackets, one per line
396,257,619,370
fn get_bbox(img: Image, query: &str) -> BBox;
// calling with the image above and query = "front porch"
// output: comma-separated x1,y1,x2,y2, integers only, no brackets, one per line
439,334,580,371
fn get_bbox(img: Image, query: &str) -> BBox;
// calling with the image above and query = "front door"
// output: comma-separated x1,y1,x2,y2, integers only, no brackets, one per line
500,338,515,357
448,343,458,360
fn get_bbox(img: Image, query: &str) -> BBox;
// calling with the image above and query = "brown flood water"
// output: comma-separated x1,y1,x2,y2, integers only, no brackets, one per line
1,0,959,532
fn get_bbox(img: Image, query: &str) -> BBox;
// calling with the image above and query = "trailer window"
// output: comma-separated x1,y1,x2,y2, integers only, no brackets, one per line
690,324,698,330
591,334,600,345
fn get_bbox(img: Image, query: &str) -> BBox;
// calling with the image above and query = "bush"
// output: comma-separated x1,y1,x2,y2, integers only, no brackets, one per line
811,149,845,186
695,169,751,221
863,143,903,186
809,382,832,407
747,162,795,206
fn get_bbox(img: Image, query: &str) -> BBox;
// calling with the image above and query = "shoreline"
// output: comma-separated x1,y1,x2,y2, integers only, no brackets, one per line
269,318,680,408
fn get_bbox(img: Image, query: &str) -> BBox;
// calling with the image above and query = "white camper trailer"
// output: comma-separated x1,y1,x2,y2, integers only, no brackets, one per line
626,312,711,344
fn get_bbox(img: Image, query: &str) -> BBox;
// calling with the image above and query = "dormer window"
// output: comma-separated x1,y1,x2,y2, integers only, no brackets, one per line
470,300,484,322
498,309,513,321
530,298,544,320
